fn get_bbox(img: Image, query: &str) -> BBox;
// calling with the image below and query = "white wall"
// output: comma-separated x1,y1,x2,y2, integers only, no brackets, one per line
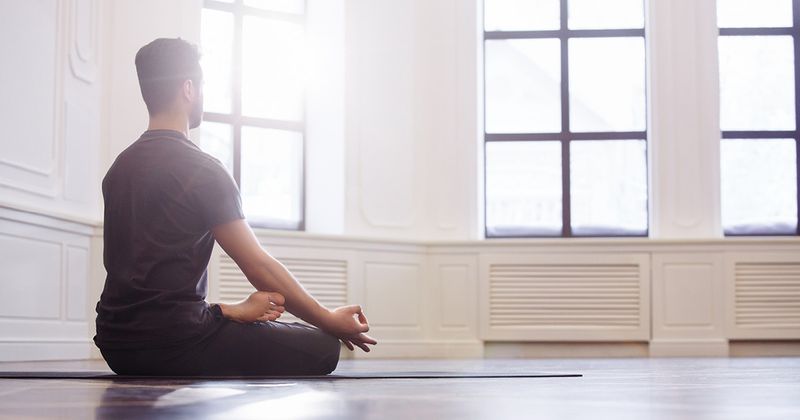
0,0,103,221
344,0,481,240
102,0,201,169
0,0,103,360
305,0,347,234
647,0,723,238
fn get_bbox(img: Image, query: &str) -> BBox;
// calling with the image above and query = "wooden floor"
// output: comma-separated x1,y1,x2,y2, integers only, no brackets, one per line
0,357,798,419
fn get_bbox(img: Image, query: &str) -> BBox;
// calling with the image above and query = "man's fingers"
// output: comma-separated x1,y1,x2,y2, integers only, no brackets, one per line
357,333,378,345
339,334,377,353
352,307,370,332
342,339,354,351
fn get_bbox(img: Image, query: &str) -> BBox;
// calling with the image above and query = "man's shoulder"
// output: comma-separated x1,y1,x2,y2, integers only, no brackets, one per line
104,133,230,183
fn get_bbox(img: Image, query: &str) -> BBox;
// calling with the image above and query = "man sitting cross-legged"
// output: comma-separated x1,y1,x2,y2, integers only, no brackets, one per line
94,38,376,376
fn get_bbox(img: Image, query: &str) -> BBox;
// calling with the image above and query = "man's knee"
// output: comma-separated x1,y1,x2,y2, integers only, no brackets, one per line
318,332,340,374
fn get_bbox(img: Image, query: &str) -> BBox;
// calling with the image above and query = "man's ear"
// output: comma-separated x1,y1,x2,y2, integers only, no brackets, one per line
182,79,195,102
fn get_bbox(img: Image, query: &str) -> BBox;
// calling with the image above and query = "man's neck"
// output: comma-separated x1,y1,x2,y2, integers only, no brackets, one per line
147,112,189,138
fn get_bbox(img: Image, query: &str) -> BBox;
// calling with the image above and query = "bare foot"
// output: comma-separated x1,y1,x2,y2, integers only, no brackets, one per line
218,291,285,323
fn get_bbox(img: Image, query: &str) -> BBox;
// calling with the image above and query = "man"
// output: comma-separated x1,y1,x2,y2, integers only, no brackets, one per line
94,38,376,376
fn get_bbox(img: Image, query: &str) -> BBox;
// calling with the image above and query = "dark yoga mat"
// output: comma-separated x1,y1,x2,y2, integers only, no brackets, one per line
0,371,581,380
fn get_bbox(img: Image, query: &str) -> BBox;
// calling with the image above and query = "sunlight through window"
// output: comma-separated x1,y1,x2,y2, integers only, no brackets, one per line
200,0,306,230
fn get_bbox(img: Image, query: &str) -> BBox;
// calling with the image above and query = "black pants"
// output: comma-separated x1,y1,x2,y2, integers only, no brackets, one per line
100,306,341,376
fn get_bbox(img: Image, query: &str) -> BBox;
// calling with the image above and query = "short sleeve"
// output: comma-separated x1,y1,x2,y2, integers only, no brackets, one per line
192,159,245,229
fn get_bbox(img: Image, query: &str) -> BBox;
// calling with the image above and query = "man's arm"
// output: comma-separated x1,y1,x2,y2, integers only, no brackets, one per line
211,218,377,352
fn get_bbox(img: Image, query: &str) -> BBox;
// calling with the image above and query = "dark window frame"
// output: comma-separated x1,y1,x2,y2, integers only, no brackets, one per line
202,0,306,231
483,0,649,238
718,0,800,237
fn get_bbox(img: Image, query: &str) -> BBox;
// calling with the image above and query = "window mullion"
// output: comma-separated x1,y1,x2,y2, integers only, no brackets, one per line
560,0,571,237
795,0,800,235
232,1,243,186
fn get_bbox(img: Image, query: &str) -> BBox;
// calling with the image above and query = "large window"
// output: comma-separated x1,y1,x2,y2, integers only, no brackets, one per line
718,0,799,235
484,0,649,237
200,0,306,230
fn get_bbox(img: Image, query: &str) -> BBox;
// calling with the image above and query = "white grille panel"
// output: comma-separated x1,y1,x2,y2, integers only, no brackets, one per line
489,263,641,328
735,262,800,328
218,254,348,322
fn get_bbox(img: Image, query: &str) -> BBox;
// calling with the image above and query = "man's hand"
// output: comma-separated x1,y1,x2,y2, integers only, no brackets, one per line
218,291,286,324
321,305,378,352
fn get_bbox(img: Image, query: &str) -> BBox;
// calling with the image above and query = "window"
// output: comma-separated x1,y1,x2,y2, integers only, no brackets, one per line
200,0,306,230
484,0,648,237
717,0,799,235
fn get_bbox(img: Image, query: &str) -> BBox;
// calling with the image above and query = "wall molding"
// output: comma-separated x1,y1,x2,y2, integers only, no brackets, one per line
0,205,93,362
485,341,650,359
0,0,67,197
2,203,797,361
0,203,98,235
649,339,730,357
205,230,800,358
0,339,93,362
69,0,98,83
249,228,800,250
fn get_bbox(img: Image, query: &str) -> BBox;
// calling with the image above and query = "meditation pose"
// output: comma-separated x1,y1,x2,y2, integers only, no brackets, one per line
93,38,376,376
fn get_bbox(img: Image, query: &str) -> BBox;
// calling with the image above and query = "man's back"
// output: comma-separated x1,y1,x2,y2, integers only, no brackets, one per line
94,129,242,351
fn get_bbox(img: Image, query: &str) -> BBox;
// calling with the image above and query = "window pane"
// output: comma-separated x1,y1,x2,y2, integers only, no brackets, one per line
570,140,648,235
201,9,233,114
569,37,646,132
717,0,793,28
242,16,305,121
718,36,796,131
197,121,234,174
241,127,303,228
485,39,561,133
568,0,644,29
721,139,797,234
486,141,562,236
244,0,304,14
484,0,559,31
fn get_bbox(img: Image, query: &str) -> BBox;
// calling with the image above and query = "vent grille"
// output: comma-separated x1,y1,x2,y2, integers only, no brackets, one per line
735,262,800,328
219,254,348,322
489,263,641,328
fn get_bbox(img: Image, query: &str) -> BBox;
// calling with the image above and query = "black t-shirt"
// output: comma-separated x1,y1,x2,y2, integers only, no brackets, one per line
94,129,244,351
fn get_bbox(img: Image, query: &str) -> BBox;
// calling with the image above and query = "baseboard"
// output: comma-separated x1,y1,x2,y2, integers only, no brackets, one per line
729,340,800,357
484,341,650,359
648,339,729,357
353,340,484,359
0,340,93,362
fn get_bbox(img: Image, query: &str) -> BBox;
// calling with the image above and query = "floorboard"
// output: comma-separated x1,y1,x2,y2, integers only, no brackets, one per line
0,357,798,419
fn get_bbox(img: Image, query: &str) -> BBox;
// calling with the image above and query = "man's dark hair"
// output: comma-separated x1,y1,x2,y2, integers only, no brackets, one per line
135,38,202,115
